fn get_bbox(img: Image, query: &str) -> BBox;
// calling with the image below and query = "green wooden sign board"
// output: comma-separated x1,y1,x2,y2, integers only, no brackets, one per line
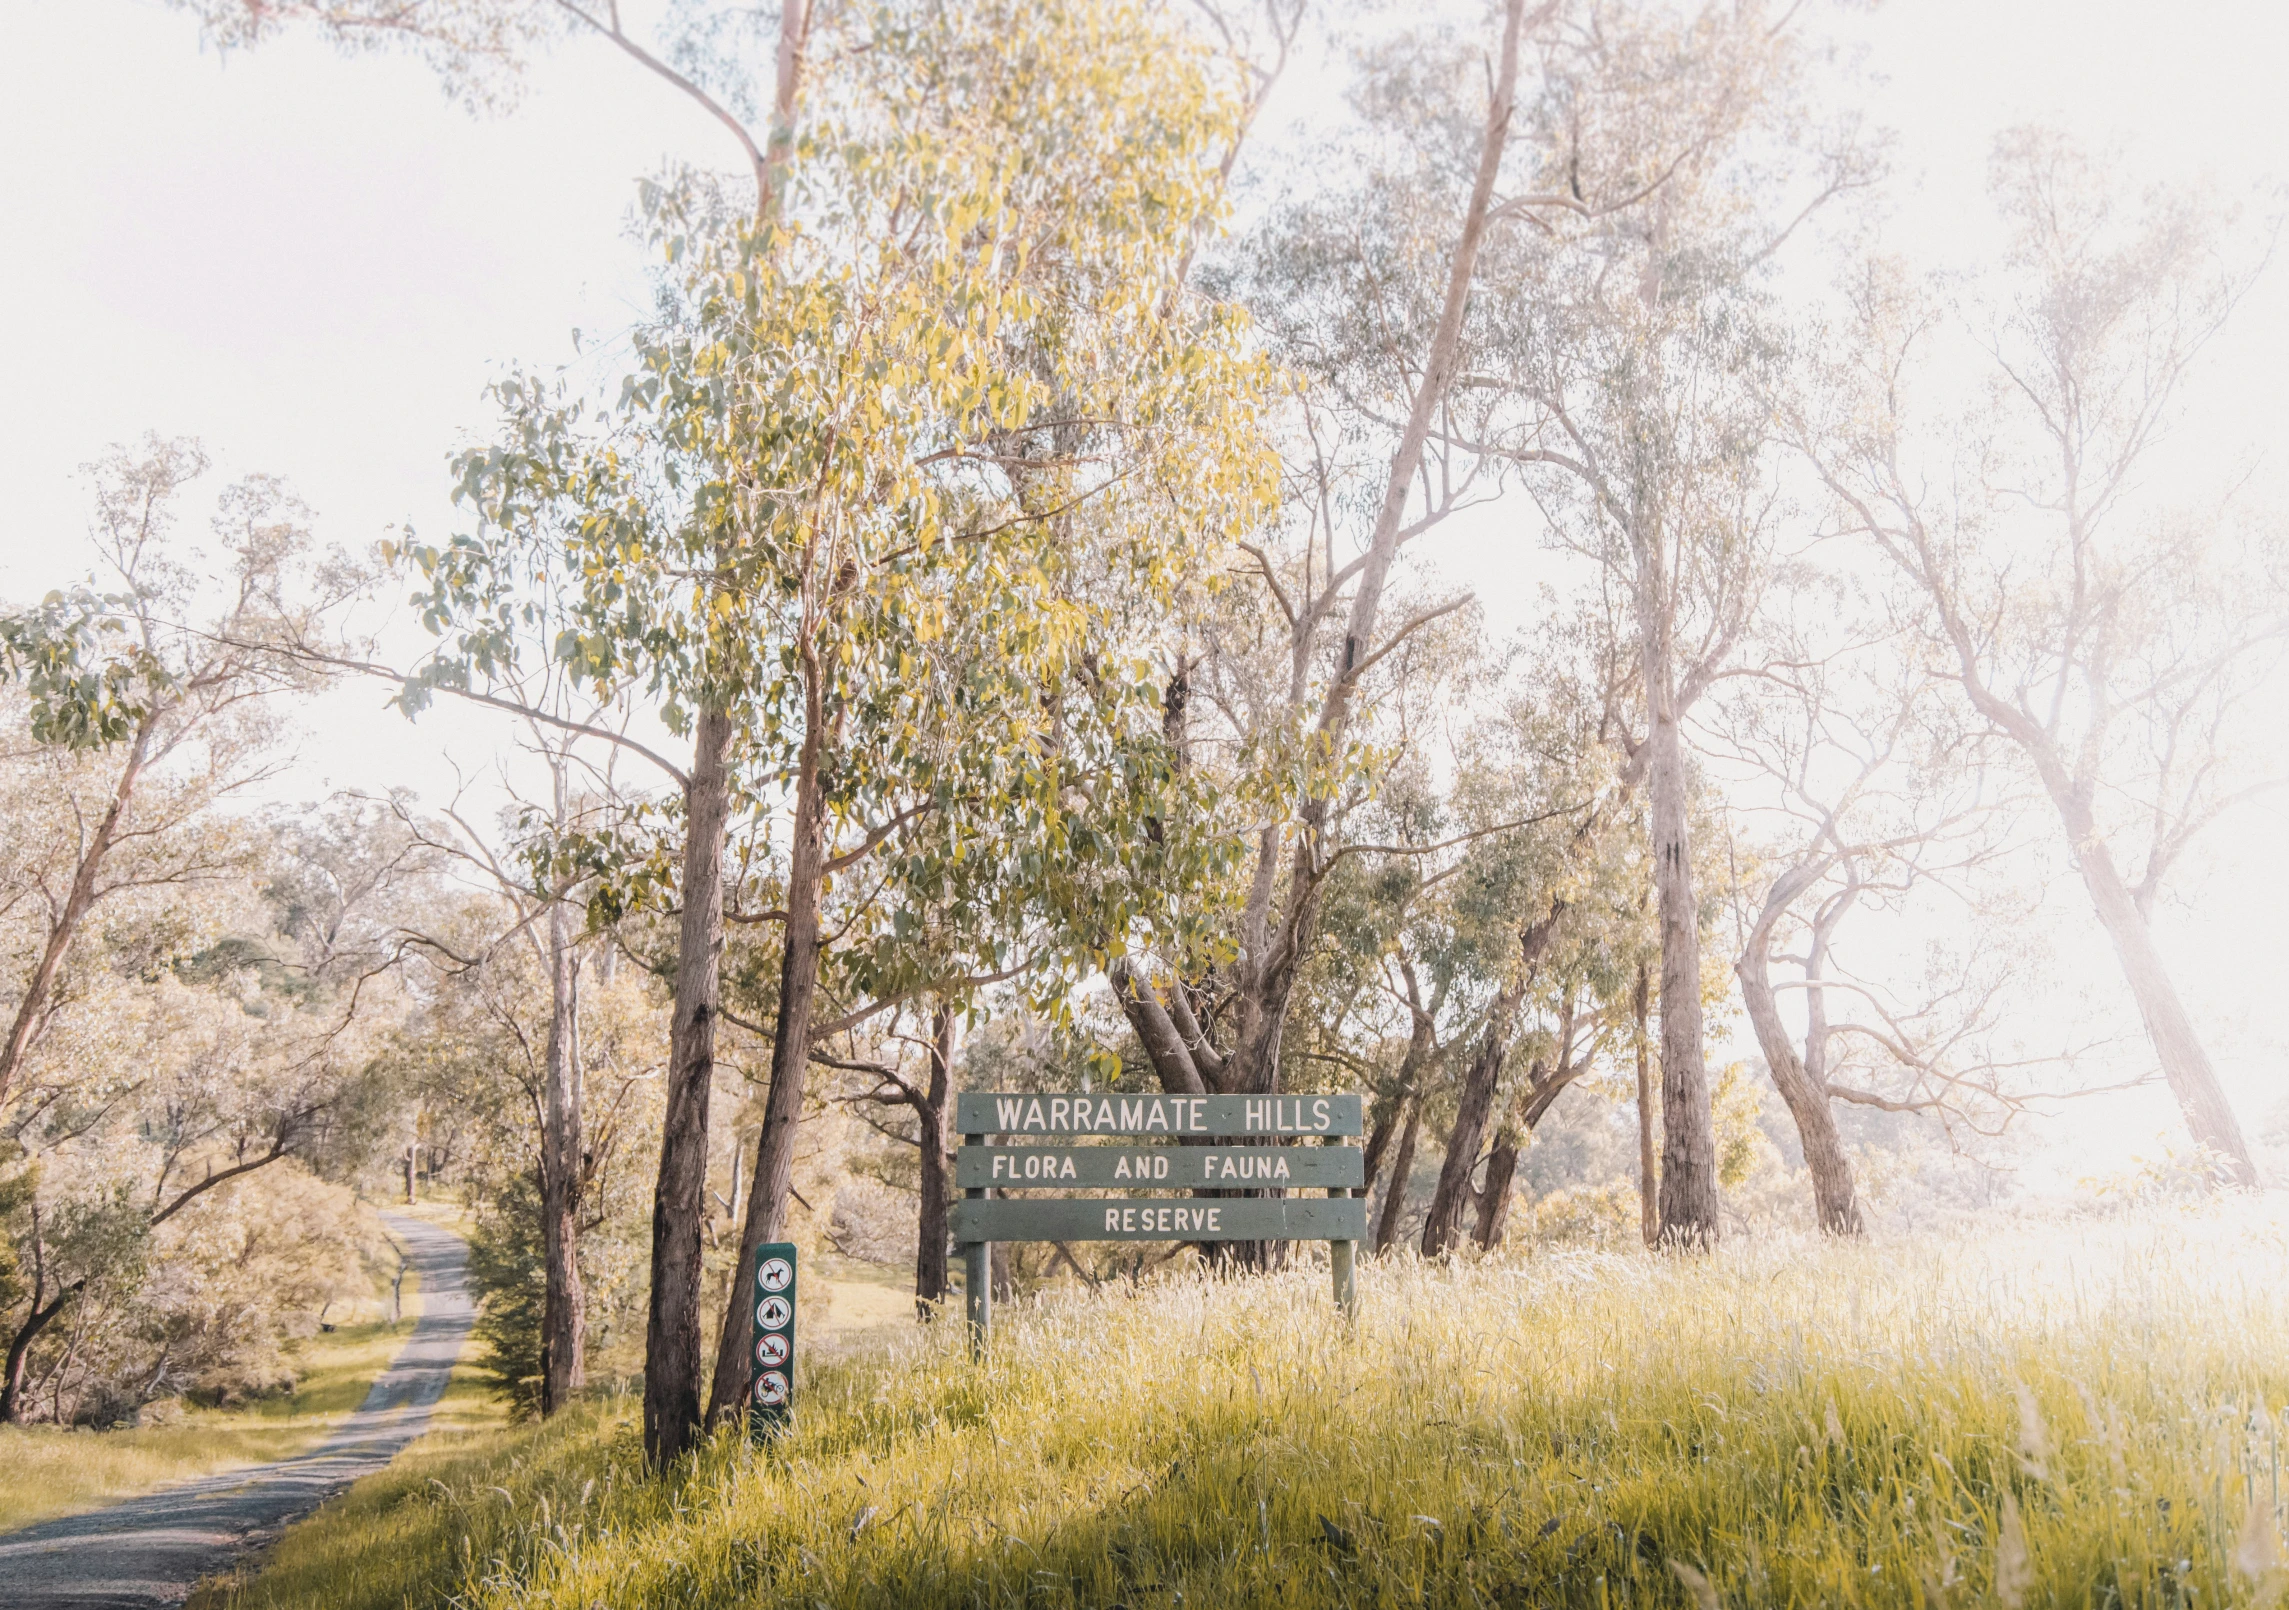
955,1091,1366,1354
957,1144,1364,1190
955,1091,1363,1138
748,1241,796,1439
953,1195,1366,1243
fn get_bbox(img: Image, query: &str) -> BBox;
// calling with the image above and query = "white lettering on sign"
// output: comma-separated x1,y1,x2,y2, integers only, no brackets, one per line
990,1152,1079,1181
987,1094,1227,1135
1099,1204,1229,1234
1200,1152,1291,1182
1239,1097,1336,1134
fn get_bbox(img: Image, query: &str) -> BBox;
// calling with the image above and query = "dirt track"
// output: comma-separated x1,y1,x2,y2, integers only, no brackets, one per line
0,1213,474,1609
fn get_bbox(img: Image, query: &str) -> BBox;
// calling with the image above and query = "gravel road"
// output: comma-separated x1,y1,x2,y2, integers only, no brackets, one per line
0,1212,475,1609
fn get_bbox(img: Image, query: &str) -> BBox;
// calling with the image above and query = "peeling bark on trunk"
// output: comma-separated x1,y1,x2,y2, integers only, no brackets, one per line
706,666,828,1425
539,897,587,1414
1110,958,1209,1095
1474,1122,1520,1250
1358,1011,1433,1202
1373,1092,1422,1255
913,1004,956,1321
642,701,734,1468
1418,1006,1512,1259
1642,656,1718,1247
1420,900,1563,1258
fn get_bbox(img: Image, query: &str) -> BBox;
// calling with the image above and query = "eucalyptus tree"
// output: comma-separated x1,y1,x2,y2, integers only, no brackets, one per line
420,0,1277,1452
1807,134,2286,1187
1109,0,1549,1156
374,685,640,1415
162,0,815,1463
0,441,353,1121
1443,0,1876,1246
1412,625,1645,1257
1710,612,2030,1234
0,796,424,1422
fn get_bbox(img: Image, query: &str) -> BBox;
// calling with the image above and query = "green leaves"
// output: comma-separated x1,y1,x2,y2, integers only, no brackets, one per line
0,586,172,750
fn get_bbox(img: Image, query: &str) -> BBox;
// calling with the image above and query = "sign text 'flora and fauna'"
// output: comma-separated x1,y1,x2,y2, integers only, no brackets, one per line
955,1144,1365,1189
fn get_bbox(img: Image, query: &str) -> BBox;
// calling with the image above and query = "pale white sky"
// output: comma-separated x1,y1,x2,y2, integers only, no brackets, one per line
2,0,2286,1179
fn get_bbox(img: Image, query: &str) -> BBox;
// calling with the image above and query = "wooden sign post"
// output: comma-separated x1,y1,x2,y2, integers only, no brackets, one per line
954,1091,1365,1352
748,1241,796,1438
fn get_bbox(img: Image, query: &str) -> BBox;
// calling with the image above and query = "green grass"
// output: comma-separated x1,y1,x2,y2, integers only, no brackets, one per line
192,1201,2289,1608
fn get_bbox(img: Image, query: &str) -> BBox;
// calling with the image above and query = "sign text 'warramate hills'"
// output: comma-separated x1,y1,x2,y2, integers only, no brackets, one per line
954,1092,1363,1137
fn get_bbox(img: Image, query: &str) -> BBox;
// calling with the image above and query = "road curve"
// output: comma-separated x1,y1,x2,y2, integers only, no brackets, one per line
0,1212,475,1609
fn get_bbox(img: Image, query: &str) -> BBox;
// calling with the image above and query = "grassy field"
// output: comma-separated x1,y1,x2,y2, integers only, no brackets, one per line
192,1200,2289,1608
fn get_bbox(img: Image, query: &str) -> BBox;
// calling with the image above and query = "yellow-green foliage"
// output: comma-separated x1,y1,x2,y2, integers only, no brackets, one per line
203,1204,2289,1608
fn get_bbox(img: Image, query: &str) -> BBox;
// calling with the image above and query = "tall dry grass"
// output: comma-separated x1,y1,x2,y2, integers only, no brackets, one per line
199,1200,2289,1608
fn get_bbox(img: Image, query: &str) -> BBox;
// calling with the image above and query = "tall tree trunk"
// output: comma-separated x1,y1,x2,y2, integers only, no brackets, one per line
649,0,813,1463
2069,819,2256,1186
642,701,734,1468
1473,1117,1521,1250
1420,900,1563,1257
1373,1093,1422,1255
1110,958,1210,1095
1737,892,1860,1235
1641,630,1718,1246
538,897,588,1414
1633,960,1657,1248
1357,1009,1433,1202
1418,1004,1512,1259
913,1003,956,1321
705,668,827,1424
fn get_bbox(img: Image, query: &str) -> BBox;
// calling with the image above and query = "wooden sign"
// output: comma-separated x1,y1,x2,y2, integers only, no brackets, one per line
954,1092,1363,1138
957,1144,1364,1190
956,1090,1366,1352
748,1241,796,1438
953,1195,1366,1243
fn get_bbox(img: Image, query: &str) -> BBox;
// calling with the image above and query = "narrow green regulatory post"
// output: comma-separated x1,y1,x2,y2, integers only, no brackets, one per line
1328,1137,1358,1320
961,1131,990,1355
748,1241,797,1439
